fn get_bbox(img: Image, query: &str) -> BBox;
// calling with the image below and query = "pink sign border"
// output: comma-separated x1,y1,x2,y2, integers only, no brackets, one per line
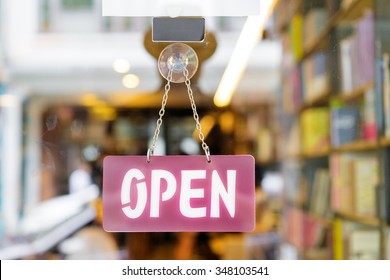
103,155,255,232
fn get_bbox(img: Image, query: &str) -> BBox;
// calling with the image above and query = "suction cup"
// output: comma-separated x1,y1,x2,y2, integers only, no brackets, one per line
158,43,198,83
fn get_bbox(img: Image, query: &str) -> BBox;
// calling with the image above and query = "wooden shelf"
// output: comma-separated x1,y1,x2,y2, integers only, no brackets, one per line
256,158,278,165
380,137,390,147
332,140,378,152
285,141,378,159
286,147,333,159
302,0,373,60
282,152,304,160
338,81,375,102
285,242,331,260
303,248,331,260
302,147,331,158
342,0,373,21
334,211,381,227
276,0,303,33
307,212,333,227
284,200,307,212
298,88,331,112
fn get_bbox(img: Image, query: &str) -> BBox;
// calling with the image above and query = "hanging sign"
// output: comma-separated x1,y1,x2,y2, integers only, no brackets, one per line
103,155,255,232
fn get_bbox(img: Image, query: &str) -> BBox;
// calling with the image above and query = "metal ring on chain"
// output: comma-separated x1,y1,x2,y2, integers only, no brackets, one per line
147,63,211,163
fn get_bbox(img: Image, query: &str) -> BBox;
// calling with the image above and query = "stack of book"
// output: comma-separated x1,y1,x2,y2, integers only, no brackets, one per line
283,65,303,113
331,88,376,147
285,208,325,251
330,106,361,147
303,8,328,50
331,153,379,217
338,10,374,94
333,219,380,259
290,14,304,61
381,53,390,138
300,107,330,155
302,52,329,102
309,168,331,217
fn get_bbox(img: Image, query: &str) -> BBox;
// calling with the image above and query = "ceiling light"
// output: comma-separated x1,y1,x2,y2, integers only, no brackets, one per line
113,59,131,74
122,74,140,89
214,0,278,107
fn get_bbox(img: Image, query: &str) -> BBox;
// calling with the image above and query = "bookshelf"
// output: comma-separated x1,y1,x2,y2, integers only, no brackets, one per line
302,148,330,159
381,138,390,146
335,211,381,227
338,81,375,102
275,0,303,33
298,88,331,112
301,0,373,60
277,0,390,259
307,212,333,227
332,141,378,152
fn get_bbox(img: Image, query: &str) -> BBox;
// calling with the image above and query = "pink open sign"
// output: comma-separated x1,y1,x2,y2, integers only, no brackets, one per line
103,155,255,232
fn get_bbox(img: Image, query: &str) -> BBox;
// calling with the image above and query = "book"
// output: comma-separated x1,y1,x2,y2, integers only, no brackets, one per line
333,218,344,260
356,11,374,87
338,11,374,94
339,155,355,213
330,155,342,212
292,65,303,110
330,106,360,147
331,153,379,216
302,214,324,250
285,208,304,250
290,14,304,61
362,88,377,141
385,148,390,225
330,154,356,214
310,168,331,217
353,156,379,216
303,8,327,50
382,53,390,137
300,107,330,154
387,229,390,260
302,52,329,102
333,219,380,260
349,230,380,259
285,208,325,251
282,65,303,114
339,37,354,93
283,156,305,209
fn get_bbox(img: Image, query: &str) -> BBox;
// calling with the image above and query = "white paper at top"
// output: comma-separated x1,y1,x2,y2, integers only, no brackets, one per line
102,0,261,17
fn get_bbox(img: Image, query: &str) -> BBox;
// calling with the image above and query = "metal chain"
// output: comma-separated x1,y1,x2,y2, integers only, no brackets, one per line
147,70,172,162
147,67,211,163
183,67,211,162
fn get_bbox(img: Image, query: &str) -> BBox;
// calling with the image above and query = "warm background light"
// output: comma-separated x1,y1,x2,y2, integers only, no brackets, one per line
112,58,131,74
122,74,140,89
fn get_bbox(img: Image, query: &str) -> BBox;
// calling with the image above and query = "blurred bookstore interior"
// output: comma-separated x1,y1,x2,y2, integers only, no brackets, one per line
1,0,390,260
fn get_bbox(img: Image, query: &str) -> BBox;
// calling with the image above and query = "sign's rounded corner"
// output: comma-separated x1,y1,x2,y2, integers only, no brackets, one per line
102,221,111,233
247,222,256,233
102,155,112,166
246,154,256,163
